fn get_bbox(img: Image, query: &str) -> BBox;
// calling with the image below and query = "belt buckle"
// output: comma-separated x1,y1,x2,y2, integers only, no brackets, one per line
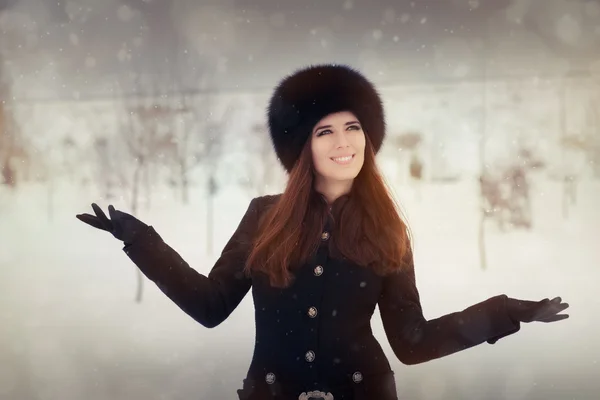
298,390,334,400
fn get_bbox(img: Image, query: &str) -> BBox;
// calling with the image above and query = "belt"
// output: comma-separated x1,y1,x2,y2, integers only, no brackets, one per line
237,370,397,400
237,379,351,400
298,390,334,399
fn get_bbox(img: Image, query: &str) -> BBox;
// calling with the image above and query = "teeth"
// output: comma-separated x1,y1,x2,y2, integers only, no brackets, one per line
332,156,352,162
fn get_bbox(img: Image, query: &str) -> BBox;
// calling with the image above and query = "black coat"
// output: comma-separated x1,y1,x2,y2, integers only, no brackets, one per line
123,194,520,400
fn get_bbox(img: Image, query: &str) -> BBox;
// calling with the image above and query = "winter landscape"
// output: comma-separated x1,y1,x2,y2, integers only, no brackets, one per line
1,176,599,400
2,0,600,399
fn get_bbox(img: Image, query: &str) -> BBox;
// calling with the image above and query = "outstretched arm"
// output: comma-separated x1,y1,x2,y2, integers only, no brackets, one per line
378,251,520,365
122,198,260,328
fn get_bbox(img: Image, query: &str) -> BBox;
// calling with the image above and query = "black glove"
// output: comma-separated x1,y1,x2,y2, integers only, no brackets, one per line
76,203,149,245
487,296,569,344
506,296,569,323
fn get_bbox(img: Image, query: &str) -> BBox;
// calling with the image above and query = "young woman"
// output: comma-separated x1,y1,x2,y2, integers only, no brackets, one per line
77,64,569,400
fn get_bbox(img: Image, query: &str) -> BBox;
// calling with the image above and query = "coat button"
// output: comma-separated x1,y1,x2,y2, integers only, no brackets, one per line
314,265,323,276
307,306,318,318
265,372,276,384
305,350,315,362
321,231,330,241
352,371,363,383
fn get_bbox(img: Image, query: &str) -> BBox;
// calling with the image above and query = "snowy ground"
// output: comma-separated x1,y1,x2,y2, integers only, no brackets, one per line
1,177,599,400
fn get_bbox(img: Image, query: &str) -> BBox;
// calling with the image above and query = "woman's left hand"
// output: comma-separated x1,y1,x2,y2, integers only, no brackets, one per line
507,296,570,323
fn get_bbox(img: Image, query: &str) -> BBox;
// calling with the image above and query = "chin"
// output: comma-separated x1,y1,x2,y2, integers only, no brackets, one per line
327,171,360,181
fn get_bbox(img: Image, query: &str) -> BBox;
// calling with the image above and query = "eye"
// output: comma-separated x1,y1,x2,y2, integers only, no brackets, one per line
316,129,332,137
347,125,361,131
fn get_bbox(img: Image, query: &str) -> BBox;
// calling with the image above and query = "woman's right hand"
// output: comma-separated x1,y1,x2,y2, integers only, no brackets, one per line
76,203,149,245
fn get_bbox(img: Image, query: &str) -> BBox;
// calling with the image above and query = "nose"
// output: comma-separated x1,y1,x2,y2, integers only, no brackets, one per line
333,130,350,148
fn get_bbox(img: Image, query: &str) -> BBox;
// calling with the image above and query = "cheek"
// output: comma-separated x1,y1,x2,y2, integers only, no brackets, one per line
356,136,366,165
355,153,365,169
354,134,366,156
311,144,328,172
359,133,366,149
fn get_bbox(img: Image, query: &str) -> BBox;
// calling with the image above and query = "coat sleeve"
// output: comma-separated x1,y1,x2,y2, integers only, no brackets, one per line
378,250,521,365
121,197,261,328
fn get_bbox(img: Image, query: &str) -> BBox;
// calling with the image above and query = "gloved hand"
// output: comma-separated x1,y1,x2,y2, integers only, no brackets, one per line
76,203,149,245
507,296,569,323
487,296,569,344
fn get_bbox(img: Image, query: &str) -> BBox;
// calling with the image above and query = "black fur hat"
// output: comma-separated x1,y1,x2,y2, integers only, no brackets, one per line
267,64,386,173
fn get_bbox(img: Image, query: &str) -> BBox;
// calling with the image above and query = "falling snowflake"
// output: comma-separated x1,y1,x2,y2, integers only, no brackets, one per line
117,5,135,22
84,56,96,68
269,12,286,28
383,8,396,24
555,14,582,46
117,44,132,62
585,1,600,17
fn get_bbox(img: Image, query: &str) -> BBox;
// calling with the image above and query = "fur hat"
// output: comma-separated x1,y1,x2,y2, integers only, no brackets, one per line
267,64,386,173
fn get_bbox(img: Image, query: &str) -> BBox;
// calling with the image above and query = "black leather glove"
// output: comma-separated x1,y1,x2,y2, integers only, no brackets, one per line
506,296,569,323
487,296,569,344
76,203,149,245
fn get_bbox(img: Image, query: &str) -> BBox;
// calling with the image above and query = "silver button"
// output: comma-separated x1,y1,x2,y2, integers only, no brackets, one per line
265,372,276,384
352,371,363,383
305,350,315,362
314,265,323,276
307,306,318,318
321,231,330,241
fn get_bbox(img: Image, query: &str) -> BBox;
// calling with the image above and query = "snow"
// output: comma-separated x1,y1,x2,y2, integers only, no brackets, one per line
1,0,600,396
1,175,599,399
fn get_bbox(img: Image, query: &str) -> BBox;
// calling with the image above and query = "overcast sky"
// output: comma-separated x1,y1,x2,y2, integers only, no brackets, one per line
1,0,600,98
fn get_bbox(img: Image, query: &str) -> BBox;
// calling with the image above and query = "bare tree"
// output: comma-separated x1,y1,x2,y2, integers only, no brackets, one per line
119,101,153,303
0,3,52,219
110,77,178,302
477,51,489,271
128,103,183,210
239,122,286,197
0,102,17,188
584,98,600,179
91,135,120,201
116,75,178,211
166,80,231,206
159,53,236,254
560,134,587,218
392,131,423,184
0,25,22,189
557,79,596,218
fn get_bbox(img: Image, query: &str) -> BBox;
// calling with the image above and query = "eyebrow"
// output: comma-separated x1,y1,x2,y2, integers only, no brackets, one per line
313,121,361,133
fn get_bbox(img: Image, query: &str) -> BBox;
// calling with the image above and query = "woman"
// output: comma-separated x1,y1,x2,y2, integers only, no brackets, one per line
77,64,569,400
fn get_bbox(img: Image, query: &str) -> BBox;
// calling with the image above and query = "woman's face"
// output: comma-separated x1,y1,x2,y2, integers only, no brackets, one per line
310,111,366,189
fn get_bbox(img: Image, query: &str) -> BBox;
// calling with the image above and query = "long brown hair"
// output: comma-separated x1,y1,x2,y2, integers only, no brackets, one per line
245,133,412,288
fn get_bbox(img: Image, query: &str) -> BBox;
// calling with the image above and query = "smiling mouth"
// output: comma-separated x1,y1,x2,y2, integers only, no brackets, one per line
330,154,355,164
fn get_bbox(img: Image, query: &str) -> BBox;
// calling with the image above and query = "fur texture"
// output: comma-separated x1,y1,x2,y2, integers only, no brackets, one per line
267,64,386,173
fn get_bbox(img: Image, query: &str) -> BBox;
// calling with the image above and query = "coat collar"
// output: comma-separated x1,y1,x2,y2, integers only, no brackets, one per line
317,191,351,217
